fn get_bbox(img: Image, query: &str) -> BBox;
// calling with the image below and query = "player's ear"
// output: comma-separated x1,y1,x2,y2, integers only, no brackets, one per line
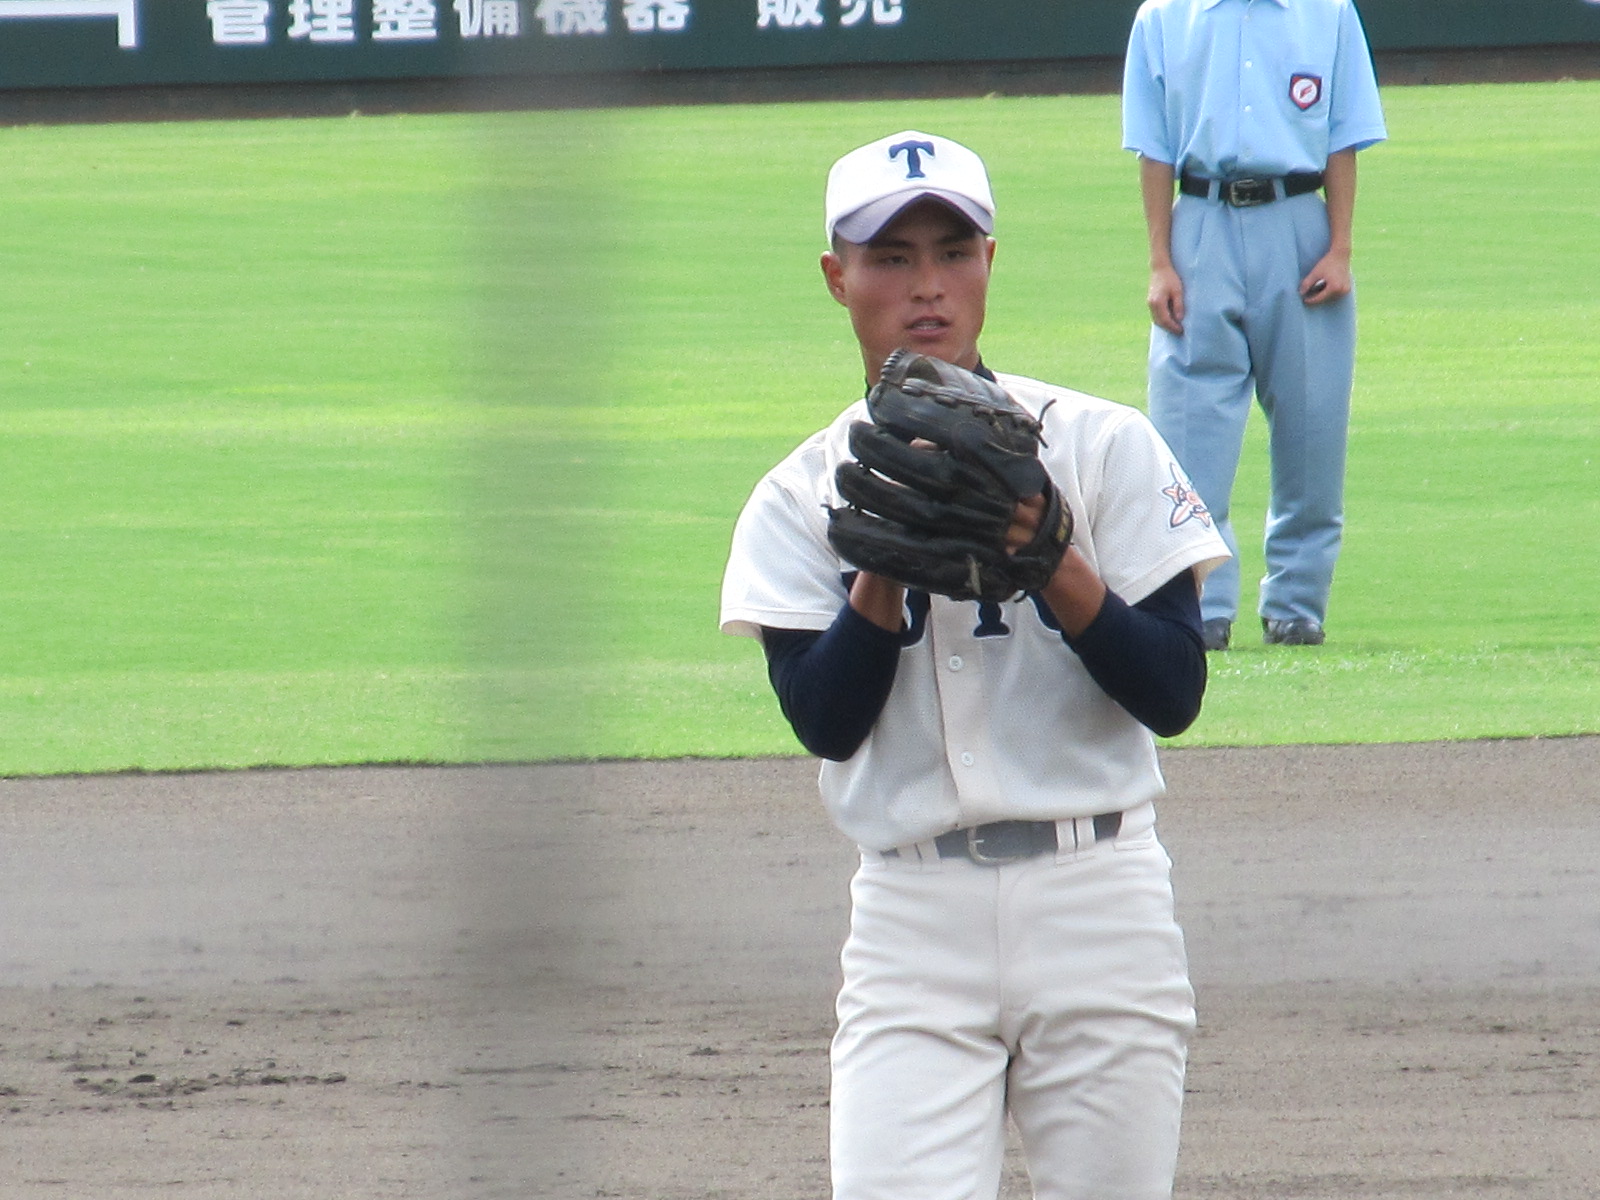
984,237,997,270
821,250,848,305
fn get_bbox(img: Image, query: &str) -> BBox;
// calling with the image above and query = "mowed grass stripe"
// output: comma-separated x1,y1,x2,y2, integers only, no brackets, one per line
0,83,1593,774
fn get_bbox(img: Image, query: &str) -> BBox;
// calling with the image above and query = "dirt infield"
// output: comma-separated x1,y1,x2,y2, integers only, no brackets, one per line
1,737,1597,1198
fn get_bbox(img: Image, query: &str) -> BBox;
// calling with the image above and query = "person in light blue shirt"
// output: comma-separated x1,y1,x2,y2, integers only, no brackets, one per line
1122,0,1387,649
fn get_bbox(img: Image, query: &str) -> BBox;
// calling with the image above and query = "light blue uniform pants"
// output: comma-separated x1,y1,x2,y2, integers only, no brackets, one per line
1148,190,1355,627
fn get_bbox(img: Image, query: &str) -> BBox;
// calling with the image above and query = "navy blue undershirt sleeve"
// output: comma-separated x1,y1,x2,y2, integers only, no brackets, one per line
760,568,1207,759
1063,569,1206,738
760,604,903,762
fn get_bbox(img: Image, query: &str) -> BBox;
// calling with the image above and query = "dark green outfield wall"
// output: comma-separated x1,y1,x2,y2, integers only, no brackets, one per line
1,1,1596,90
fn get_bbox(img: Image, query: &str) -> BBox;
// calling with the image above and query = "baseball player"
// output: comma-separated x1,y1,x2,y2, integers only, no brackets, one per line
1122,0,1387,650
720,131,1229,1199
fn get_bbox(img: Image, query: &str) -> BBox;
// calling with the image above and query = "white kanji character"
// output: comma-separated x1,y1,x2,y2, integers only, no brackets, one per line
533,0,606,34
838,0,866,26
484,0,520,33
655,0,689,30
871,0,901,25
622,0,689,31
373,0,439,39
456,0,522,36
206,0,271,43
757,0,822,30
287,0,357,41
621,0,656,30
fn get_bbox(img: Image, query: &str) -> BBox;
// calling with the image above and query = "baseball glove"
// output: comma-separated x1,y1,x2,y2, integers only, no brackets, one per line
826,350,1073,603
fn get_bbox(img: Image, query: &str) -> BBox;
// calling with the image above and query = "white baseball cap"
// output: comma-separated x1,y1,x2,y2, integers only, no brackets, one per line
824,130,995,245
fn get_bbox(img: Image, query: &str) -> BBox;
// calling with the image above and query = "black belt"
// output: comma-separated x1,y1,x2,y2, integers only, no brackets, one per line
1179,171,1324,207
882,813,1122,866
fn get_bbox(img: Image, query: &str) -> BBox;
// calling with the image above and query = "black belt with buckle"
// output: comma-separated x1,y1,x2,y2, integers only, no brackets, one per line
1179,171,1324,207
882,813,1123,865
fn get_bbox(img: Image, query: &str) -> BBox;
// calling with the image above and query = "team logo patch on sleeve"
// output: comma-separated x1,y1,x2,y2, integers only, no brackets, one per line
1162,464,1212,529
1290,74,1323,111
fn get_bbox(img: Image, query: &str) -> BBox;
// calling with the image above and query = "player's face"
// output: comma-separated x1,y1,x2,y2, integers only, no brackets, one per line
822,200,996,383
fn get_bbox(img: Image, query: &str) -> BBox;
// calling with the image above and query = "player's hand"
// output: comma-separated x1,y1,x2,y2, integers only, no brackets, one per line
918,435,1047,556
1008,492,1102,633
1300,251,1352,305
1006,493,1046,553
1147,264,1185,336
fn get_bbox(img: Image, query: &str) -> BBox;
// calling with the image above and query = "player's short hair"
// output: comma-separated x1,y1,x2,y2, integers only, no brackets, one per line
830,200,985,259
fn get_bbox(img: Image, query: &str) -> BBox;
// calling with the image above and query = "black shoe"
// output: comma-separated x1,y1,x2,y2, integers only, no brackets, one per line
1201,618,1232,652
1262,618,1326,646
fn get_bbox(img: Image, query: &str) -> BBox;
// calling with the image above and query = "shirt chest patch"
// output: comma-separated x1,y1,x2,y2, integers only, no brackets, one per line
1289,73,1323,111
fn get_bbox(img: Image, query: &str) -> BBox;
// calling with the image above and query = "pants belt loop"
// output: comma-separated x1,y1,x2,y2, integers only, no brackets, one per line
1076,814,1097,851
1053,815,1098,857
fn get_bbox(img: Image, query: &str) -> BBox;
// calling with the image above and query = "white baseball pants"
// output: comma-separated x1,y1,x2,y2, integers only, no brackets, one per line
830,807,1194,1200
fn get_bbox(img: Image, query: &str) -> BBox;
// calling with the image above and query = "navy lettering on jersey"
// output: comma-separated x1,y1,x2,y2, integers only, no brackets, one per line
1028,591,1064,635
890,139,935,179
899,594,1055,647
974,601,1011,639
842,573,1058,648
901,589,932,646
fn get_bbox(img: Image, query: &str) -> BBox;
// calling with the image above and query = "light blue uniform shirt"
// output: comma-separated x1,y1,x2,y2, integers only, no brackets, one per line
1122,0,1388,178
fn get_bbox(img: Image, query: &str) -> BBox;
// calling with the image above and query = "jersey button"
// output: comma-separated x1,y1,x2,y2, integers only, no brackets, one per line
960,752,975,767
948,655,964,671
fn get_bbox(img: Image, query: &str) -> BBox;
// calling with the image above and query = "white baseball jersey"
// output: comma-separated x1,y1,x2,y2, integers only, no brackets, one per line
721,372,1229,851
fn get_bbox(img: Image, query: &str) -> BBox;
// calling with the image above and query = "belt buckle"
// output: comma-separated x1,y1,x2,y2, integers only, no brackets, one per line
965,821,1039,866
1224,177,1272,207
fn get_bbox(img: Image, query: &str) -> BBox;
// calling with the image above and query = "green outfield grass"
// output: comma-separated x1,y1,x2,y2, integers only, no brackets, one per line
0,82,1595,775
